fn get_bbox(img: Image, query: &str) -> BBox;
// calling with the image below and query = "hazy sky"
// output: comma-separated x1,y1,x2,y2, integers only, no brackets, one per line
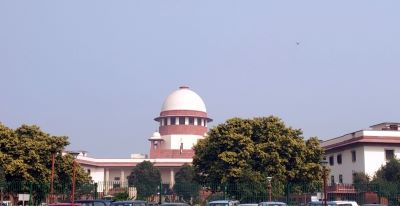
1,1,399,158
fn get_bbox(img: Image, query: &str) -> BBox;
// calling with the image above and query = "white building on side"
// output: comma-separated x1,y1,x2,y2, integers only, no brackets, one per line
321,122,400,184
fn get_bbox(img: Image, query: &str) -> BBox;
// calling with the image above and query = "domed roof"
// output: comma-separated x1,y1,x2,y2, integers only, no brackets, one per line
151,131,161,138
161,86,207,112
148,131,163,140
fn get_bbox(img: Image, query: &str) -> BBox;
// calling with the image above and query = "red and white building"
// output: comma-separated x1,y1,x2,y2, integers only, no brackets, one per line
76,86,212,187
321,122,400,185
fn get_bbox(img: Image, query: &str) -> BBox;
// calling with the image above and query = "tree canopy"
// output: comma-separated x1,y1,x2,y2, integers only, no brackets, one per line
352,172,370,192
374,158,400,182
127,161,161,200
371,158,400,200
173,164,200,202
0,123,91,185
353,172,370,185
193,116,324,186
353,159,400,205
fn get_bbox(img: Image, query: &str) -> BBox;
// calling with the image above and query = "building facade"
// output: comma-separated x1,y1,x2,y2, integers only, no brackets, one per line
76,86,212,188
321,122,400,184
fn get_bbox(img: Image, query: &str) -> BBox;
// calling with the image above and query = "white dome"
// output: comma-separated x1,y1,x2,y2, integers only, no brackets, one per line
161,86,207,112
148,131,162,140
152,131,161,138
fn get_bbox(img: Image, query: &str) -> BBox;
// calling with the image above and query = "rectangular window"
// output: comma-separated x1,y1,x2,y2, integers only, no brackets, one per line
337,154,342,164
389,124,398,130
179,117,185,125
351,150,356,162
385,149,395,160
329,156,334,166
189,117,194,125
339,174,343,184
113,177,121,188
170,117,176,125
331,175,335,184
197,118,202,126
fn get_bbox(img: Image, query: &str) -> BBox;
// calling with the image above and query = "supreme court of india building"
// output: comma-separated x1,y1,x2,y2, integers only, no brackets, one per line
76,85,400,194
76,86,212,188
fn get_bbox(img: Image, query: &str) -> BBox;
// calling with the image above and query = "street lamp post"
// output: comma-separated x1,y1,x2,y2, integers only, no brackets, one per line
69,152,80,206
320,160,328,206
1,166,6,206
158,182,162,205
267,176,272,202
50,152,56,203
0,186,4,206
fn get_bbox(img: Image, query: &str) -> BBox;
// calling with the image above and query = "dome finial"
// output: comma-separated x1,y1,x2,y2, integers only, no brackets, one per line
179,85,189,89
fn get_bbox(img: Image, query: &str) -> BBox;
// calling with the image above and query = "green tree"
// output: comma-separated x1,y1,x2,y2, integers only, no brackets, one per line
193,116,324,200
127,161,161,200
0,123,92,202
173,164,200,203
370,158,400,205
352,172,370,192
374,158,400,182
0,123,68,182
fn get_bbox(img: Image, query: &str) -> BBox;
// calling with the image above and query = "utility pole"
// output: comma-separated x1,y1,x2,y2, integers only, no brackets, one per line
267,177,272,202
159,182,162,204
320,160,328,206
69,152,80,206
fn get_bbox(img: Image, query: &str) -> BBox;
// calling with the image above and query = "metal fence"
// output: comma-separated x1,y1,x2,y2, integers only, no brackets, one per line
0,181,399,206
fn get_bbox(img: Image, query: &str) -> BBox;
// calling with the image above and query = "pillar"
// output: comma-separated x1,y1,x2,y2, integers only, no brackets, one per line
121,169,125,187
170,169,175,188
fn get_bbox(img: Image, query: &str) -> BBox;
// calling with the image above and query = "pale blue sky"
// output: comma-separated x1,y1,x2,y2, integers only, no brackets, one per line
1,1,399,158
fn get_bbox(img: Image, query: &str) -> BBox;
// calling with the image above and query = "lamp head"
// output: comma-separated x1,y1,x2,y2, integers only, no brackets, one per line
267,176,272,182
320,159,328,167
